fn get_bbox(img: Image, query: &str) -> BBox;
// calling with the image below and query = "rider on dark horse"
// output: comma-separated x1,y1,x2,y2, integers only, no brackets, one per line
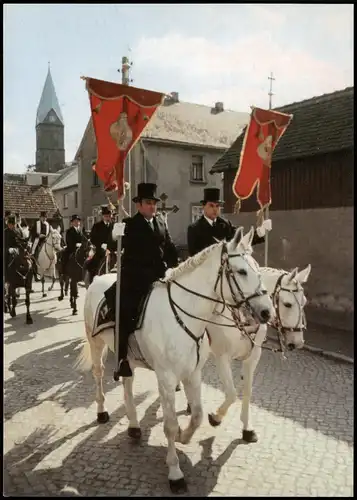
30,211,50,280
86,206,117,284
61,214,87,273
5,216,22,282
104,183,179,379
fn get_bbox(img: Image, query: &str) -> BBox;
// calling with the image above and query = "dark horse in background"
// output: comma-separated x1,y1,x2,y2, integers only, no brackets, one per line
58,236,93,315
4,226,34,325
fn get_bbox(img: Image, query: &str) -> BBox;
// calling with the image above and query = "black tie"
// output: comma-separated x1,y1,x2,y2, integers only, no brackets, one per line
212,221,217,229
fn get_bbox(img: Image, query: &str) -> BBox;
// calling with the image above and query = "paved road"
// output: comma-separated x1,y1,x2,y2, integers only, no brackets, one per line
4,282,353,497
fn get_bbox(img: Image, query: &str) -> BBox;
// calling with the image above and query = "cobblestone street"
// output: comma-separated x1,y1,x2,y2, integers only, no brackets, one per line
4,282,354,497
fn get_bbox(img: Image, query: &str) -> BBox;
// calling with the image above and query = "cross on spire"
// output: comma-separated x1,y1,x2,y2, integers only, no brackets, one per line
268,72,275,110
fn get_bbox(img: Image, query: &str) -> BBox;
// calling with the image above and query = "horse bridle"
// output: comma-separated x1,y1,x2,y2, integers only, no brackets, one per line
167,242,268,367
267,272,307,355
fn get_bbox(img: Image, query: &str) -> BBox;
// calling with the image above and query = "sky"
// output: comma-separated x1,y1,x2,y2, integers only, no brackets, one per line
4,3,353,174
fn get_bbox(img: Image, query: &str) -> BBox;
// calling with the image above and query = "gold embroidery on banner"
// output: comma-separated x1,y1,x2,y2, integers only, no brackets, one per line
110,112,133,151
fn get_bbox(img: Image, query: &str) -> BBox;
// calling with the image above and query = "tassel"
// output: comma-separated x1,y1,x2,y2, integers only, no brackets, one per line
256,207,265,228
234,199,241,214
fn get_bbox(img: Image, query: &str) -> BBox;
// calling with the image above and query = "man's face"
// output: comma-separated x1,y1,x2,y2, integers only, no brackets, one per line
73,219,80,228
8,222,15,230
40,216,46,223
137,199,158,219
203,202,221,220
102,214,111,224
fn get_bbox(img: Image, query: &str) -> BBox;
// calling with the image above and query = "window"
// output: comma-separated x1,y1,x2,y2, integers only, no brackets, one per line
63,193,68,209
191,155,205,182
93,170,99,186
74,191,78,208
191,205,203,223
87,216,95,231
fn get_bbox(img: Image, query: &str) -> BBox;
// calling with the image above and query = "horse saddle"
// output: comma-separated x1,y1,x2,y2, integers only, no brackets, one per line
93,285,154,338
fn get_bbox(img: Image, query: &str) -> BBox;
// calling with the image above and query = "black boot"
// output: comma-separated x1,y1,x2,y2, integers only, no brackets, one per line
118,359,132,377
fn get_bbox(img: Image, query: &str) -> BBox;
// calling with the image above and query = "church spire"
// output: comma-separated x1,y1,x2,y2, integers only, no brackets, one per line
36,66,64,126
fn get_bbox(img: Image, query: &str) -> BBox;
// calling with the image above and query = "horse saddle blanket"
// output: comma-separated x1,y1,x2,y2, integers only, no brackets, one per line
92,286,154,337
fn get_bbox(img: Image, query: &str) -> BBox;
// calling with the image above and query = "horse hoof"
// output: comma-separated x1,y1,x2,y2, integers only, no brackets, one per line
72,310,78,316
186,404,191,415
10,310,16,318
208,413,221,427
97,411,110,424
58,296,64,301
175,384,181,392
242,430,258,443
43,293,47,298
169,477,188,494
26,317,33,325
128,427,142,440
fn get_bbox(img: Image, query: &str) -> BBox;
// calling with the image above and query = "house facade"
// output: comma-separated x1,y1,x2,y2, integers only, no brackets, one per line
210,87,354,327
76,95,249,246
51,163,79,230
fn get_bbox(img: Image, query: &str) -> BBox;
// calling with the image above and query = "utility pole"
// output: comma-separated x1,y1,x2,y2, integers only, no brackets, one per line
117,54,134,215
264,71,275,267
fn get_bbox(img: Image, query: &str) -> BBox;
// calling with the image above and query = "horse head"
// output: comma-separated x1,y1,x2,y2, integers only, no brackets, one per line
220,227,275,324
48,228,63,252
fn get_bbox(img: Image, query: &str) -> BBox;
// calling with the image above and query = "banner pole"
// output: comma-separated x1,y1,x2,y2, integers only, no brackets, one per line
113,198,124,381
264,205,269,267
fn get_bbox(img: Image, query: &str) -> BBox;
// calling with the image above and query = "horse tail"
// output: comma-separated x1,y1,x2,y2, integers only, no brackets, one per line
74,340,93,372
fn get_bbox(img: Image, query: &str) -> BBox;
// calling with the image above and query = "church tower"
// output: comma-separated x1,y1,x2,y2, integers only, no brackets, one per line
35,65,65,173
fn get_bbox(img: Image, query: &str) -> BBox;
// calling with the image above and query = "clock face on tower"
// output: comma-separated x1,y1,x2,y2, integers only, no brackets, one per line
49,114,56,123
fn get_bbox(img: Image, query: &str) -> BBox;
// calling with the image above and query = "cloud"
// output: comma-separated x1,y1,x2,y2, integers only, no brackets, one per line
133,30,352,111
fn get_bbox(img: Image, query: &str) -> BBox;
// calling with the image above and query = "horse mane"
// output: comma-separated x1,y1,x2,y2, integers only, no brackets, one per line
154,241,223,287
261,266,301,288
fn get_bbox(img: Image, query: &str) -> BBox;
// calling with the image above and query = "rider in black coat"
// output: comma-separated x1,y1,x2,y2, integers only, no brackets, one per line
87,206,116,282
5,216,22,281
104,183,179,378
62,215,86,272
187,188,271,257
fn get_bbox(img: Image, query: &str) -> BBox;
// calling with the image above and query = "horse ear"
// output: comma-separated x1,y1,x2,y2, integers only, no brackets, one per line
228,227,244,250
238,226,254,251
295,264,311,284
286,267,298,283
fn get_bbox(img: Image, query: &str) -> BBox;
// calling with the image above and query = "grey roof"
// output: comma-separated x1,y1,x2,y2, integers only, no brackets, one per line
36,67,64,126
75,100,249,159
51,163,78,191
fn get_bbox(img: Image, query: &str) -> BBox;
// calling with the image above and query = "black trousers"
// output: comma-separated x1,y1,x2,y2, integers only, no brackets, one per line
104,278,152,360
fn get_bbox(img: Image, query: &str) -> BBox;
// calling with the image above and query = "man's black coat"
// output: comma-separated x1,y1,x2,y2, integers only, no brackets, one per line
187,215,265,256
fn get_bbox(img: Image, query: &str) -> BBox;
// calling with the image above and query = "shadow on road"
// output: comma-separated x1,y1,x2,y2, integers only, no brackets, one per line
4,393,243,496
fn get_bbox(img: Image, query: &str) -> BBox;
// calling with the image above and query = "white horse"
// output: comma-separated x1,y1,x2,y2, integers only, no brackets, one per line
36,228,63,297
76,227,275,493
192,263,311,443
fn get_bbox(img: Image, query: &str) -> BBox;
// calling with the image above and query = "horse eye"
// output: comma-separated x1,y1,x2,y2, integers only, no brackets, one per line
284,302,292,308
237,269,247,276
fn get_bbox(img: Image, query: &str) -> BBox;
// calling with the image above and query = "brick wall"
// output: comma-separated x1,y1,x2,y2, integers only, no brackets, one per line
224,207,353,326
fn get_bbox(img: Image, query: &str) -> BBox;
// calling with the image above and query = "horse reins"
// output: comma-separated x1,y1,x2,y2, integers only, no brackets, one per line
166,242,268,368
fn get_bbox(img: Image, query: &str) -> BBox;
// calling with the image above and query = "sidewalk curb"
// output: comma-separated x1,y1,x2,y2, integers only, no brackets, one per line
266,335,354,365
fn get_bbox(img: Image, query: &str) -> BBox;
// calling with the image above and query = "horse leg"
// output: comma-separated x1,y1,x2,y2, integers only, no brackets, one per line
207,354,237,427
58,274,64,301
65,276,69,296
71,281,78,315
90,336,109,424
178,371,203,446
123,375,142,439
25,284,33,325
16,288,20,298
9,285,17,318
48,276,56,292
41,277,47,298
240,345,262,443
157,374,187,493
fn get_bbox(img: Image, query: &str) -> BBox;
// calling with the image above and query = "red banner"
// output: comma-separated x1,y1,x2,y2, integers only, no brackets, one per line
85,78,164,198
233,107,293,208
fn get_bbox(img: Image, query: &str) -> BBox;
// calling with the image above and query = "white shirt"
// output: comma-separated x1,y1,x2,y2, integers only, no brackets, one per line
204,215,217,226
146,218,155,231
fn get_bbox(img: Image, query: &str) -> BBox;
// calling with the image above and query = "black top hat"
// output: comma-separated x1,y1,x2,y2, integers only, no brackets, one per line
200,188,224,205
71,214,81,222
5,210,12,217
40,211,47,217
7,216,16,224
101,206,112,216
132,183,160,203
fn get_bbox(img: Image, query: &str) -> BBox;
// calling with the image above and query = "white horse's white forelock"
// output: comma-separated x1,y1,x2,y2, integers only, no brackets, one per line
77,230,272,491
36,229,63,289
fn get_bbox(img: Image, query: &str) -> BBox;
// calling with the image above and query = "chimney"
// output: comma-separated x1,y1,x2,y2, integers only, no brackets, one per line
41,175,48,187
214,102,224,113
170,92,179,103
